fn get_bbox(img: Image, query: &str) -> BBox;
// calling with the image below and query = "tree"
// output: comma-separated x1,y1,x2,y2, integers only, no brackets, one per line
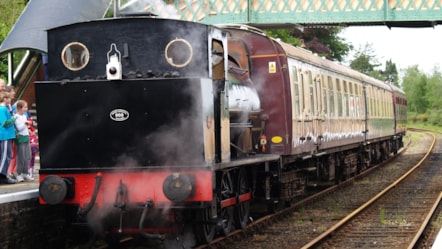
349,43,381,76
425,67,442,110
311,28,352,62
264,29,303,47
0,0,29,80
383,59,399,86
426,67,442,125
0,0,29,40
401,65,428,114
266,27,352,62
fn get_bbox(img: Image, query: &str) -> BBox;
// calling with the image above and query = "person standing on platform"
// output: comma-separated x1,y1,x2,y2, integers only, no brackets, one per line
5,85,18,179
14,100,34,182
0,90,17,184
28,120,38,178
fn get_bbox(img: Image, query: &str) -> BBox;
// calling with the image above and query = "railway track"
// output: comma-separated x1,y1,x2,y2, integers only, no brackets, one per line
301,130,440,248
205,130,437,249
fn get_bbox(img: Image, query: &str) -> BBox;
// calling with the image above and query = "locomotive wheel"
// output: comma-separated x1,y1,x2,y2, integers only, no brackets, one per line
234,168,250,229
194,207,215,244
218,171,234,236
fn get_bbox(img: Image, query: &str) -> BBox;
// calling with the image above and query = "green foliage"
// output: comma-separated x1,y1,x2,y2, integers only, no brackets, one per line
321,28,352,62
408,120,442,133
0,0,28,41
404,65,442,128
0,56,7,80
265,27,352,62
402,65,429,113
349,43,380,74
384,59,399,86
427,109,442,126
0,0,29,79
348,42,399,83
264,29,303,47
425,68,442,109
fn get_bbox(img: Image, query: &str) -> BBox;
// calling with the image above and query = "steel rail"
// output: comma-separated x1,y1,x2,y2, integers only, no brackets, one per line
407,191,442,249
299,131,436,249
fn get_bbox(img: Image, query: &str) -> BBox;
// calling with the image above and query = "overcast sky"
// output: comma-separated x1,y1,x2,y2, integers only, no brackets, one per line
340,25,442,74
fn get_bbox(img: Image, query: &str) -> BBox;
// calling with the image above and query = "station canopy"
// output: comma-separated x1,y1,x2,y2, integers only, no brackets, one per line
0,0,111,56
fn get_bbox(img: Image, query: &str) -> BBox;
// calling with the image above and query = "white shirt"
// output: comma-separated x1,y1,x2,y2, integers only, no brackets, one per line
14,113,29,136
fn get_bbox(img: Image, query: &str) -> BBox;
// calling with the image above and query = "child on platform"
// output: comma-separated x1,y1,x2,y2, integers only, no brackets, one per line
28,123,38,178
0,91,17,184
14,100,34,182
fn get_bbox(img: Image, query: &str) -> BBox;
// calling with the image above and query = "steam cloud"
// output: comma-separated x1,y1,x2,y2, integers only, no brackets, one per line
119,0,179,19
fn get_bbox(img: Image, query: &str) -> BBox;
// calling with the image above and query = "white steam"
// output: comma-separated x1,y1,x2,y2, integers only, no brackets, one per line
120,0,179,19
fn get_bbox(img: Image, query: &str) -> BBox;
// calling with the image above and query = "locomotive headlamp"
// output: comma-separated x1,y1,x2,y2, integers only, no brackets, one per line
162,173,195,202
106,43,122,80
39,175,74,205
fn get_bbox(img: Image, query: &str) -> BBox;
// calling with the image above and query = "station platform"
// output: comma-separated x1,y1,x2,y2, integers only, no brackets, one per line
0,166,39,204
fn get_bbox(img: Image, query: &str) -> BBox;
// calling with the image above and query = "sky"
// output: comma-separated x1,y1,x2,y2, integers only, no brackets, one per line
340,25,442,74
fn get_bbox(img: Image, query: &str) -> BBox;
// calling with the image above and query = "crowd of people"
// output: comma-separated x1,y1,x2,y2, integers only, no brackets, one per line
0,77,39,184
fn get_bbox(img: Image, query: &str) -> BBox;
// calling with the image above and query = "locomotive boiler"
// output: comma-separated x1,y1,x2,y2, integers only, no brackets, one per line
35,15,406,247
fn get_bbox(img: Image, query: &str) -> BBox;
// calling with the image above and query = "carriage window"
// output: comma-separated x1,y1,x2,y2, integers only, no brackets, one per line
343,81,348,117
373,89,377,117
355,84,361,117
348,82,354,117
292,66,300,118
61,42,90,71
336,79,342,117
382,91,386,117
328,76,334,117
322,77,327,115
309,72,314,115
375,88,380,117
300,72,305,114
372,88,377,117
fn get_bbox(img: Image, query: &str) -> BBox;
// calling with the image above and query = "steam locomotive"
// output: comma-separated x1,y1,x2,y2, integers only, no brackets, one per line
36,15,406,247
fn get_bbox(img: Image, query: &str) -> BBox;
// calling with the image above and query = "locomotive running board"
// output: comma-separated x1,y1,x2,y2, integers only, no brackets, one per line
213,154,280,171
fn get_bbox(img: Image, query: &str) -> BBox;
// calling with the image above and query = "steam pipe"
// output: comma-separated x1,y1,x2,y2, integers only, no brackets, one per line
78,173,103,216
139,199,166,240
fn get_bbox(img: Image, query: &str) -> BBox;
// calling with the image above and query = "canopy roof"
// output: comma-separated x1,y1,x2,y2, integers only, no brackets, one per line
0,0,111,56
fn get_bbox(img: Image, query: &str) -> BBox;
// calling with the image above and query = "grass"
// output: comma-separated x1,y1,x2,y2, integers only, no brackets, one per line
379,205,386,225
332,203,342,217
407,122,442,133
432,213,442,231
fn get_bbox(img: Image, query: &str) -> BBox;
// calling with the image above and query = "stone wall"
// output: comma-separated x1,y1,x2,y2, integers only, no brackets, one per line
0,198,74,249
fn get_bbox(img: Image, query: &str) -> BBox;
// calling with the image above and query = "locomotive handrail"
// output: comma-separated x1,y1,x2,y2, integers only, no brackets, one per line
77,173,102,217
139,199,166,240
